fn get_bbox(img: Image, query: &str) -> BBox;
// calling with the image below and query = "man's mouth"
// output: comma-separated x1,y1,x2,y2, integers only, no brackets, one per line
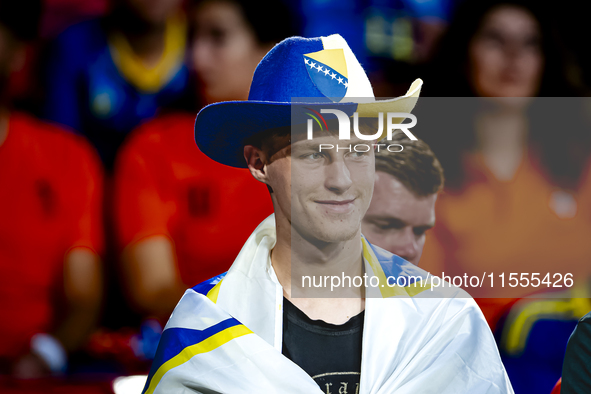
315,199,356,213
316,199,355,205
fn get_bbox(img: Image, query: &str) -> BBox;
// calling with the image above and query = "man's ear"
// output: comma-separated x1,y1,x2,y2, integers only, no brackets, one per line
244,145,269,185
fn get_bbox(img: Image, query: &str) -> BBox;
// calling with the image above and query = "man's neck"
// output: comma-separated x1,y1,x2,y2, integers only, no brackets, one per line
271,214,366,324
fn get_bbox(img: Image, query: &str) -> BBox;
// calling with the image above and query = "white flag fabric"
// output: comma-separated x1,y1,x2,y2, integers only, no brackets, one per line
142,215,514,394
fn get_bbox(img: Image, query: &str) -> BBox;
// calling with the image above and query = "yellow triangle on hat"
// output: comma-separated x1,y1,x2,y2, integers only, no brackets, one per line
304,48,348,78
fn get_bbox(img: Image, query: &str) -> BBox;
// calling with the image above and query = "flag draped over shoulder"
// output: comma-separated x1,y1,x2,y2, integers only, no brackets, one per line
143,215,514,394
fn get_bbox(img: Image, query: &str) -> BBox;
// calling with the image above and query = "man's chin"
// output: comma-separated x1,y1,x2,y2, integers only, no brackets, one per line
308,221,361,244
291,210,362,243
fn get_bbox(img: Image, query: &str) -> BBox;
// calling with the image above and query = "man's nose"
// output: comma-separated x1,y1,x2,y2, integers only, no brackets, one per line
388,229,418,263
324,158,352,193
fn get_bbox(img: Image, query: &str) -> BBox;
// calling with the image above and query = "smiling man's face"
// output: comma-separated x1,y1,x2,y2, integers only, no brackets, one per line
266,133,375,244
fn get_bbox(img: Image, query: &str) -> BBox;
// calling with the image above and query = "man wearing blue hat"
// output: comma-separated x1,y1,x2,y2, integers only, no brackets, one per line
142,34,513,394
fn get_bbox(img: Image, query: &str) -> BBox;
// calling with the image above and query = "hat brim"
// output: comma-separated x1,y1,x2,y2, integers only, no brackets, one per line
194,79,422,168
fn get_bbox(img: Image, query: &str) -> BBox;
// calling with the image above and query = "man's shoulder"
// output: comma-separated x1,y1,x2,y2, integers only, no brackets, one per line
579,310,591,324
573,310,591,340
164,272,232,331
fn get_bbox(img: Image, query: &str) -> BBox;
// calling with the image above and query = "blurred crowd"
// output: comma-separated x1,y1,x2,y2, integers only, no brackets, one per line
1,0,591,393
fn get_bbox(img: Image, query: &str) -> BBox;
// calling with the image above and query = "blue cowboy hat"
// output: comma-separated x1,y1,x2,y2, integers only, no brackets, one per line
194,34,422,168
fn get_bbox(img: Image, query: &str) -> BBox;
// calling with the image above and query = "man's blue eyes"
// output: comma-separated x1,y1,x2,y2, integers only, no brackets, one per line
302,152,324,160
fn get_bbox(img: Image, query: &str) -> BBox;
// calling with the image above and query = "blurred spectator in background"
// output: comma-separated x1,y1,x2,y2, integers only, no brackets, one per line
415,0,591,392
43,0,190,169
425,0,583,98
362,134,444,265
0,0,104,380
112,0,296,323
193,0,298,104
419,0,591,321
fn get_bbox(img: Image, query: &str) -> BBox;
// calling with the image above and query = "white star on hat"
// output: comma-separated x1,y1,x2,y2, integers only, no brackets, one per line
330,72,336,79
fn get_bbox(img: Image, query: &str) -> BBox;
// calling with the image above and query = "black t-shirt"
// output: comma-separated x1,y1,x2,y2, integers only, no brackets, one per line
282,297,364,394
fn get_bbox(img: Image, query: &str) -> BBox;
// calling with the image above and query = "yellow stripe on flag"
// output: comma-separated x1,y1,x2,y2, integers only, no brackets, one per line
144,325,252,394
